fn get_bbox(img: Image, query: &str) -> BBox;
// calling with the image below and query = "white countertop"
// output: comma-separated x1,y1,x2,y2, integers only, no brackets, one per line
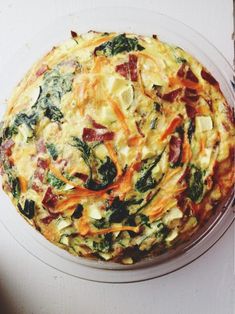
0,1,234,313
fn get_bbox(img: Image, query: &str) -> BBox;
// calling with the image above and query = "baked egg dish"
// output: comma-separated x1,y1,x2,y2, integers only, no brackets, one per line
0,31,234,264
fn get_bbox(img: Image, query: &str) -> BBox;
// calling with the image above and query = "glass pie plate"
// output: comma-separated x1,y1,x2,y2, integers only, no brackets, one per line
0,7,234,283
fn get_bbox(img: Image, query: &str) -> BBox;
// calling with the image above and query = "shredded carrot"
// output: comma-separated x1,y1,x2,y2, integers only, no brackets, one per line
78,216,90,236
104,142,122,176
127,135,142,147
161,115,183,140
182,133,192,163
197,104,211,115
18,176,27,193
199,134,206,154
92,55,108,72
108,97,130,135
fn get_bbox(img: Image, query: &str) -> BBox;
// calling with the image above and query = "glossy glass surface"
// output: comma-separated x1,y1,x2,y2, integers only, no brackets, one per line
0,7,234,283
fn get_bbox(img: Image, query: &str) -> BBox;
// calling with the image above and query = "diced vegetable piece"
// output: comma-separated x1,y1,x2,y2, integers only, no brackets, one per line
163,207,183,225
195,116,213,132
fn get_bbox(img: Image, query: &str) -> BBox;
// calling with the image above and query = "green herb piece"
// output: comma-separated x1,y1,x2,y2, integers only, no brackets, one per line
72,137,91,163
44,105,63,121
187,165,204,203
47,171,65,189
135,151,164,193
18,199,35,219
85,156,117,191
150,117,158,129
176,57,187,63
3,164,21,198
93,234,112,253
35,68,74,121
187,120,195,143
157,222,170,238
72,138,117,191
14,111,38,129
94,34,144,56
46,143,58,160
153,102,162,112
139,214,151,227
71,204,84,219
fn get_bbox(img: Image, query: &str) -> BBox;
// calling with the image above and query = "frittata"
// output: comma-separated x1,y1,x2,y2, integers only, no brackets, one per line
0,31,234,264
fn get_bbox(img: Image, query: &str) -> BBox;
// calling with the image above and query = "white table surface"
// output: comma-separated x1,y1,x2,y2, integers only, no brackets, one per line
0,1,234,313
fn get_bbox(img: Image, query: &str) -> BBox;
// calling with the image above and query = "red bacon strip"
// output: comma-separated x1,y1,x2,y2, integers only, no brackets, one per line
115,54,138,82
1,139,15,156
162,88,182,102
41,213,60,225
201,69,218,86
42,187,58,208
186,69,199,83
169,136,182,163
82,128,114,142
36,64,48,77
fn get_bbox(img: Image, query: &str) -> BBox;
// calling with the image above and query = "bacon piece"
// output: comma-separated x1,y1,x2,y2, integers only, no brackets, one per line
42,187,58,208
82,128,114,142
87,115,107,129
115,63,129,79
183,88,199,102
115,54,138,82
201,69,218,85
37,158,49,169
186,69,199,83
177,64,186,78
36,64,48,77
185,103,197,118
71,30,78,38
36,139,46,153
1,139,15,156
41,213,60,225
162,88,182,102
73,172,89,182
31,182,43,193
129,54,138,82
169,136,182,163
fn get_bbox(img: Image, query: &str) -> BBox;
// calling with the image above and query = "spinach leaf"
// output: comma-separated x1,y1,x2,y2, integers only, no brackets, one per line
44,105,63,121
94,34,144,56
150,117,158,129
47,171,65,189
93,234,112,253
109,197,129,223
35,68,73,121
187,120,195,143
72,138,117,191
72,137,91,163
85,156,117,191
135,151,164,193
71,204,84,219
3,164,21,198
2,126,18,139
46,143,58,160
14,111,38,129
157,222,170,239
187,165,204,203
18,199,35,219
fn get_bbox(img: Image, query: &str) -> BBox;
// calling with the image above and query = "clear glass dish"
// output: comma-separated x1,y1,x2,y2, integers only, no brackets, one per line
0,7,234,283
